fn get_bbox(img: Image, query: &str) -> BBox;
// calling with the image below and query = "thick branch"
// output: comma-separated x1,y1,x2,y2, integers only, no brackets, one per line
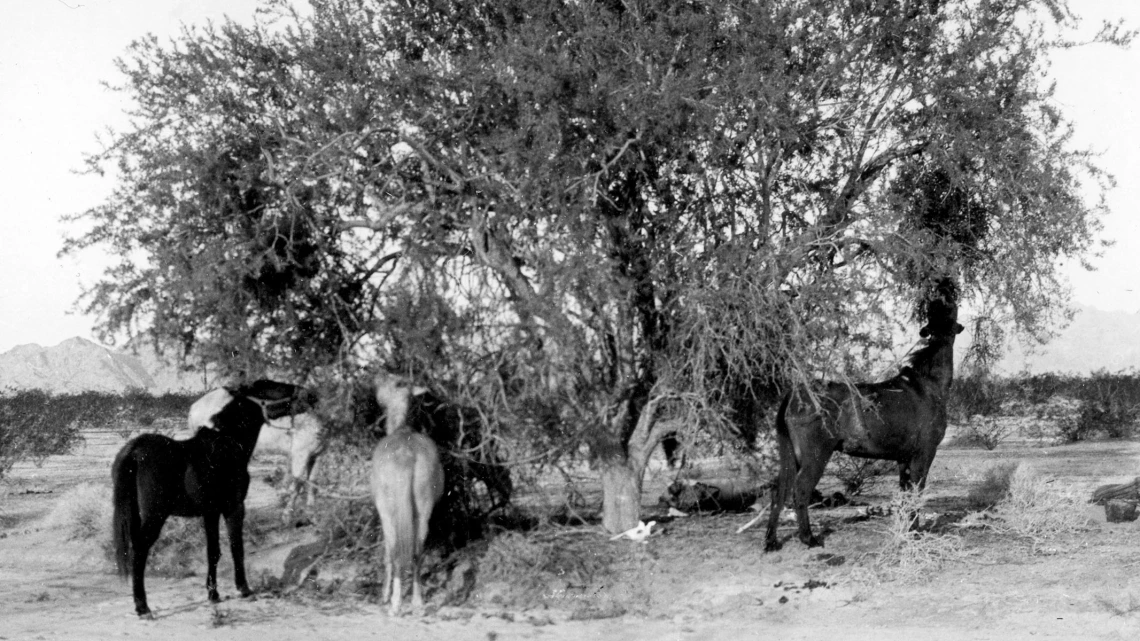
338,201,426,232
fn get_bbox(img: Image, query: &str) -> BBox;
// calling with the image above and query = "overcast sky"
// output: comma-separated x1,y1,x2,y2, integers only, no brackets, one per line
1,0,1138,354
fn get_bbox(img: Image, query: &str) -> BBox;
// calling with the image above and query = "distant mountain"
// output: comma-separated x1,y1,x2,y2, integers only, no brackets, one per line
0,337,210,395
995,306,1140,375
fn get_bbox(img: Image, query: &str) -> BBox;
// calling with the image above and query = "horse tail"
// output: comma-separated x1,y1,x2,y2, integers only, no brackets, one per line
392,470,418,572
111,445,139,579
765,394,799,550
771,394,797,511
412,441,444,554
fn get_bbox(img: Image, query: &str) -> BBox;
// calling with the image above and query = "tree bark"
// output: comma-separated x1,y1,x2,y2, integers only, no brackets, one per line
601,459,643,534
597,394,681,533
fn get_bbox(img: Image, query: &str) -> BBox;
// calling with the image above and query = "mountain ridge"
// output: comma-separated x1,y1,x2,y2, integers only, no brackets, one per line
993,305,1140,375
0,337,209,395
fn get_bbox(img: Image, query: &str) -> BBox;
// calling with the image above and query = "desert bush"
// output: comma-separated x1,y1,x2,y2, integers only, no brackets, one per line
146,518,209,577
966,462,1018,510
43,483,113,540
305,442,378,560
875,489,964,581
0,390,199,479
1070,371,1140,440
956,417,1015,450
0,390,87,478
1014,373,1075,406
828,454,893,496
950,376,1007,423
993,465,1087,542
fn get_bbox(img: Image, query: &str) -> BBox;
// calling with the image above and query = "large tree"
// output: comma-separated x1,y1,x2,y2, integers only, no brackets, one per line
66,0,1121,531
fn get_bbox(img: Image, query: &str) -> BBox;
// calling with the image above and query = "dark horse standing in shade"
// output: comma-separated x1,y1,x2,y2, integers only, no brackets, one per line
112,383,276,617
764,294,964,551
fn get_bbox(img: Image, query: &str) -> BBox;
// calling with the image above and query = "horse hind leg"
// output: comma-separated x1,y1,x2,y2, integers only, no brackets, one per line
131,515,166,618
376,500,403,616
410,493,435,613
791,451,831,548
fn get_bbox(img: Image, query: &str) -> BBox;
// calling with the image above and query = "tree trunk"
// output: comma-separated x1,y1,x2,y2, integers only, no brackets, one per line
601,458,643,534
597,395,680,534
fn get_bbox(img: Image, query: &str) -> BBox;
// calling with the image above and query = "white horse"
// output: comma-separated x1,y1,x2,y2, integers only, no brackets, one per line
370,372,444,616
189,381,326,516
257,411,326,514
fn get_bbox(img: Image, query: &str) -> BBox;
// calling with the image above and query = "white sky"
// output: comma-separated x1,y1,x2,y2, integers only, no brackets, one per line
0,0,1137,354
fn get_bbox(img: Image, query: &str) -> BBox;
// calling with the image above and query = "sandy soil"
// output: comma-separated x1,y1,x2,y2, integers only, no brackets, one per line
4,426,1140,641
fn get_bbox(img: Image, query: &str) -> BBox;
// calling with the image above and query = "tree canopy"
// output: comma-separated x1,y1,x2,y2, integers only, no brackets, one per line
65,0,1124,529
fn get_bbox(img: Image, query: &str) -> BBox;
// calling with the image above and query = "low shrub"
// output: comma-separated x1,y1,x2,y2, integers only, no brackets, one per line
956,417,1015,451
950,376,1007,423
966,462,1018,510
993,465,1088,542
43,483,112,540
875,489,964,581
828,454,893,496
1056,371,1140,442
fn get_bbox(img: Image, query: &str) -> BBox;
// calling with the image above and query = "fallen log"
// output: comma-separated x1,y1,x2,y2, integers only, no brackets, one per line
1090,477,1140,505
659,479,765,513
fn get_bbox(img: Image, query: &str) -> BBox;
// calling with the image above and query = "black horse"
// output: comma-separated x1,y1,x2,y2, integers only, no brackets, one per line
111,383,273,617
764,296,963,551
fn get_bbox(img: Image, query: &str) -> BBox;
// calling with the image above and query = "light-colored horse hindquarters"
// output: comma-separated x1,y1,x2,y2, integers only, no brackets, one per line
370,431,443,615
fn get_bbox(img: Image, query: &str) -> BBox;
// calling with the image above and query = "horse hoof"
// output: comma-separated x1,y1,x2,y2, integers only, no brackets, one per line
135,607,153,619
208,590,221,603
764,540,782,553
239,586,254,598
805,536,824,548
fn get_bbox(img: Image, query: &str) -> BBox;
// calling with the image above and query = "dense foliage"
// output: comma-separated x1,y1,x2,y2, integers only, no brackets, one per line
64,0,1125,529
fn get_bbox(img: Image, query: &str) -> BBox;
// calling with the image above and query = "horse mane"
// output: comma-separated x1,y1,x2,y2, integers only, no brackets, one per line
901,337,939,376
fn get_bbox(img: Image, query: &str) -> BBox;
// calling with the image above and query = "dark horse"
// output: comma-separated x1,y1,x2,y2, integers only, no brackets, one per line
764,296,964,551
112,383,276,617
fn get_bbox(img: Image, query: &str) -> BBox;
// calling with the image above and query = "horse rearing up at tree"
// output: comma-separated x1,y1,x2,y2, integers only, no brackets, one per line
764,295,964,552
112,385,266,617
370,372,445,616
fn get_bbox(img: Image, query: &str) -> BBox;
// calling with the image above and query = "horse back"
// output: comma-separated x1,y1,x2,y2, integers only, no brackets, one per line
837,378,947,459
118,431,250,518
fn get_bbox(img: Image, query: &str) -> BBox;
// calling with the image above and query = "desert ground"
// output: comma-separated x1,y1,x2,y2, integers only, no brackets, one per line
3,419,1140,641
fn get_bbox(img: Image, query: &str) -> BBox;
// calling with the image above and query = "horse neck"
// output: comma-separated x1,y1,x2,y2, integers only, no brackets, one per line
909,336,956,393
218,399,266,461
384,396,413,436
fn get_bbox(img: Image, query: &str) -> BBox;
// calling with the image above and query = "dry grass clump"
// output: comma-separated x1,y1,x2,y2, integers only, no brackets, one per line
875,489,964,582
44,482,266,578
993,465,1088,543
966,461,1019,511
43,483,113,540
477,529,619,609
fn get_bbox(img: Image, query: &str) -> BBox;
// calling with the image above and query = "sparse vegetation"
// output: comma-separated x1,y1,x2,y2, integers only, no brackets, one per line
0,390,197,480
43,483,112,541
993,465,1088,544
829,455,894,496
966,462,1019,511
874,489,964,582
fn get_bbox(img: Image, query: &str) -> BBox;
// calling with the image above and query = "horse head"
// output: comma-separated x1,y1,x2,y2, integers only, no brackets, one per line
918,318,964,340
373,372,428,433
